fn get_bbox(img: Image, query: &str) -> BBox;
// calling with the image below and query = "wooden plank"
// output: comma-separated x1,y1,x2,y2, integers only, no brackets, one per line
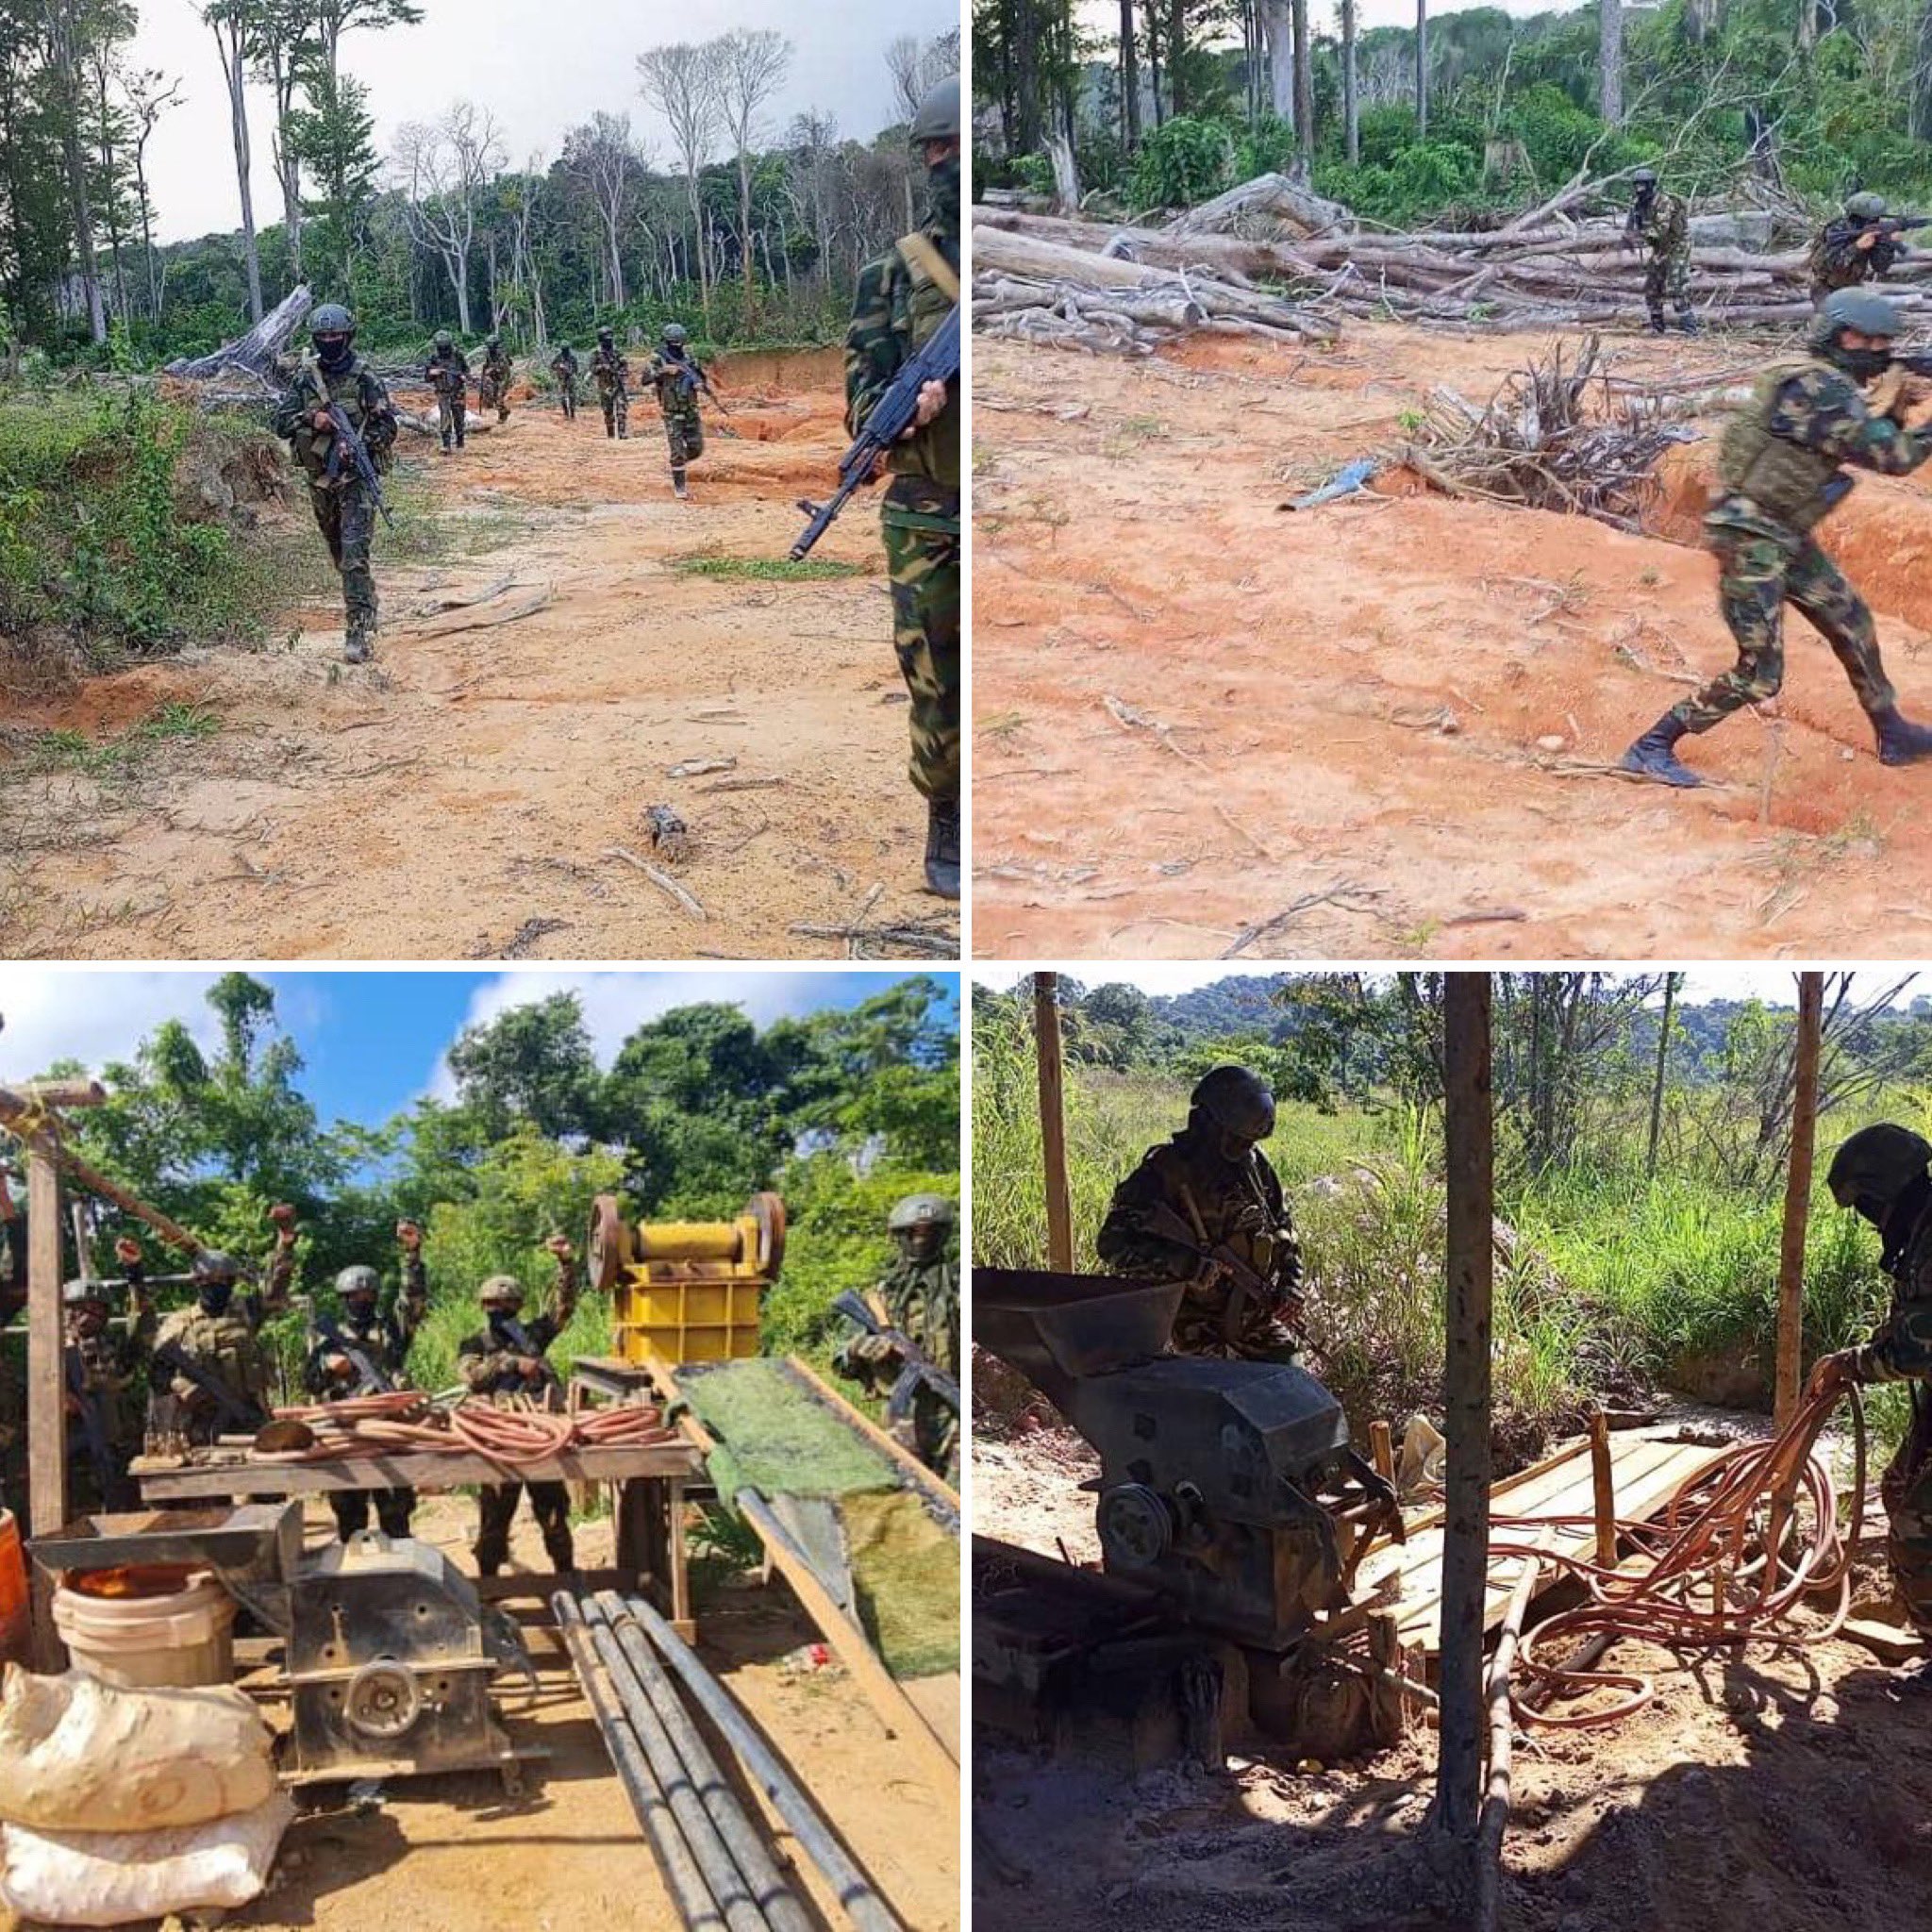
134,1441,702,1499
782,1355,959,1515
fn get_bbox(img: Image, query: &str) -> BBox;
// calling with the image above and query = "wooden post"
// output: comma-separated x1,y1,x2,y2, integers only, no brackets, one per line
1774,972,1824,1428
1370,1417,1395,1486
26,1137,65,1667
1435,973,1494,1869
1035,973,1074,1273
1588,1410,1617,1572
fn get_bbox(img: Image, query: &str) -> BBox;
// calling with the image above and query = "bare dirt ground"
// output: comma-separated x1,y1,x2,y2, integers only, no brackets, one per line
973,321,1932,960
66,1490,959,1932
1,353,955,961
972,1414,1932,1932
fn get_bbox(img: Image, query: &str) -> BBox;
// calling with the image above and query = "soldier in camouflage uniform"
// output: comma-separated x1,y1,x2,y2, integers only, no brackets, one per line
457,1236,577,1580
143,1210,297,1448
302,1222,429,1541
645,325,710,498
62,1239,159,1513
1626,168,1696,335
1098,1066,1307,1362
836,1195,959,1476
846,75,961,901
550,342,580,423
477,336,513,425
1811,1124,1932,1646
271,303,397,664
591,326,629,441
1623,288,1932,786
425,328,471,454
1808,193,1914,307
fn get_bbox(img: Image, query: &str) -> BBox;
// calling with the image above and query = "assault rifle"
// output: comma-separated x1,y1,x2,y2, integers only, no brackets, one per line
789,300,959,561
303,361,394,530
313,1314,393,1397
1857,214,1932,238
1140,1200,1305,1352
669,358,729,415
153,1341,263,1434
65,1345,115,1482
832,1290,958,1428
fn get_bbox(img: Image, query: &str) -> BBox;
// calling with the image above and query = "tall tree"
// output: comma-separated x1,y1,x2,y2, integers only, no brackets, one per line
1341,0,1358,161
204,0,262,321
638,40,724,329
393,100,502,331
1119,0,1141,149
1416,0,1429,135
289,63,377,290
1600,0,1624,125
562,111,639,311
119,64,181,323
248,0,319,283
47,0,108,339
716,27,791,325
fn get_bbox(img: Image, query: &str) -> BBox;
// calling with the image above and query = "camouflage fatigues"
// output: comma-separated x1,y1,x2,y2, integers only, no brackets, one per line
1098,1132,1304,1360
1808,220,1902,307
842,1252,959,1474
457,1257,577,1574
646,354,707,485
65,1287,158,1514
271,355,396,656
426,345,470,449
1671,358,1932,735
550,347,578,421
304,1255,427,1541
478,347,512,423
846,221,960,804
591,346,629,439
1632,191,1692,326
147,1244,295,1447
1844,1194,1932,1634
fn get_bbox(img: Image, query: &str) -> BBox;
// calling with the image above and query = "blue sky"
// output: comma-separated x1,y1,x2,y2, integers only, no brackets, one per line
0,969,958,1130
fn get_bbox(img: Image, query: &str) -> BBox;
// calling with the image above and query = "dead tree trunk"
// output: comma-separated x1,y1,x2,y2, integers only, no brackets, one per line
1342,0,1359,161
1416,0,1430,137
1600,0,1624,125
1120,0,1141,149
1260,0,1294,126
164,283,312,377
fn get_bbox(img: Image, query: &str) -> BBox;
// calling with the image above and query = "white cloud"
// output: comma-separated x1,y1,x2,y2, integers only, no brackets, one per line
0,968,226,1080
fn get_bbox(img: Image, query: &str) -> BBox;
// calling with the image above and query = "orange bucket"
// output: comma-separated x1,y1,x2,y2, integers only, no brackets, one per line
0,1508,29,1667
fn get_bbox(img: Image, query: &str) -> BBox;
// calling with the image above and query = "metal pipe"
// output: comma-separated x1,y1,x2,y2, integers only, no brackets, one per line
592,1599,813,1932
552,1595,724,1932
613,1590,906,1932
577,1596,772,1932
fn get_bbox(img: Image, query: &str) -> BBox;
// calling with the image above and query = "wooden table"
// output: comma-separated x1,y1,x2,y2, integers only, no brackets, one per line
133,1441,706,1636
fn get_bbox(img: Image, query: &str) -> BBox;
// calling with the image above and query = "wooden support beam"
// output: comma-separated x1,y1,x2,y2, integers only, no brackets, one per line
1775,972,1824,1428
26,1140,65,1667
1589,1410,1617,1571
1034,973,1074,1273
1371,1418,1395,1487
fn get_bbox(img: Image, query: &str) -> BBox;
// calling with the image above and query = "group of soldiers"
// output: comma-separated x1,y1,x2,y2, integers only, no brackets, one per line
1091,1069,1932,1656
266,74,959,902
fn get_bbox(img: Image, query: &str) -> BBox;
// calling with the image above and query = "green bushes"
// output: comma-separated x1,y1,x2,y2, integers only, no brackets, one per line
1130,117,1234,209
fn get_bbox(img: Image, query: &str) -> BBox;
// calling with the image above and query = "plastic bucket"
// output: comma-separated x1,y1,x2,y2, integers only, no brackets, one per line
0,1509,28,1668
53,1564,235,1689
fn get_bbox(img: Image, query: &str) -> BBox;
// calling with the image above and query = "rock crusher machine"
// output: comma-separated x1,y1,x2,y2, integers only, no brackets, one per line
973,1268,1410,1766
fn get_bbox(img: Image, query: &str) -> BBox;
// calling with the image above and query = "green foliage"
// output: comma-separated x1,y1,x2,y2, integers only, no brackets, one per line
1129,117,1233,209
671,555,866,582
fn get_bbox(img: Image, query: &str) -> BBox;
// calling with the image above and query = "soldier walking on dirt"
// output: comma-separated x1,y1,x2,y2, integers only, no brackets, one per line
477,335,513,425
303,1221,429,1541
1098,1066,1307,1364
62,1242,158,1514
1625,168,1697,335
836,1195,959,1478
425,328,471,454
1809,194,1918,307
591,326,629,441
1622,289,1932,786
550,343,579,422
457,1236,578,1582
845,75,962,900
1810,1124,1932,1655
645,325,716,498
272,304,397,665
142,1206,298,1448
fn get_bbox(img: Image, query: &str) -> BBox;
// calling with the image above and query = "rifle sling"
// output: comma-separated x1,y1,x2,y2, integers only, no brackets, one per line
897,232,960,303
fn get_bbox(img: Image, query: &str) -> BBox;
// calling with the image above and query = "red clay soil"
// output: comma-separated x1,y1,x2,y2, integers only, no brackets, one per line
972,323,1932,960
0,376,951,961
973,1418,1932,1932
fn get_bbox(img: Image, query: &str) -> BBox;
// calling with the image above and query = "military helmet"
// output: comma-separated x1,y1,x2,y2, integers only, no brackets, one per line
478,1274,525,1310
487,333,501,347
62,1277,108,1309
597,325,615,342
888,1193,955,1236
909,75,959,145
434,328,454,349
310,303,355,337
662,323,688,346
1191,1064,1277,1142
336,1263,380,1300
1820,286,1905,340
1827,1124,1932,1214
192,1249,242,1285
1846,191,1888,222
1630,166,1657,189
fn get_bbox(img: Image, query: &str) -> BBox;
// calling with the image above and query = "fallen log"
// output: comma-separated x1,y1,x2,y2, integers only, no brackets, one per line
165,284,313,381
1168,170,1355,239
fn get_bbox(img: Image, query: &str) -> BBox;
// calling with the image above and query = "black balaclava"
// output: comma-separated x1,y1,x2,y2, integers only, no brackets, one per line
928,152,960,230
1878,1171,1932,1271
199,1280,236,1317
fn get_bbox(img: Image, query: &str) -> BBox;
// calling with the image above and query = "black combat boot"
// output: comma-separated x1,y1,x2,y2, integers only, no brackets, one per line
1621,712,1703,787
1647,308,1667,335
924,794,960,899
1874,706,1932,766
672,468,688,499
1676,308,1700,335
343,623,373,666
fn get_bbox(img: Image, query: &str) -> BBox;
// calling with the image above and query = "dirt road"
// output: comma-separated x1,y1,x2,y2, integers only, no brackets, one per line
973,323,1932,960
2,354,954,961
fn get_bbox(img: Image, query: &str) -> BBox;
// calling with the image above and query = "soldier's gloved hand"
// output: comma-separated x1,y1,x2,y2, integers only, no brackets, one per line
1807,1350,1857,1400
325,1353,353,1378
902,378,947,435
114,1236,142,1268
396,1219,422,1252
1186,1256,1227,1297
850,1333,901,1369
544,1233,574,1260
517,1356,544,1380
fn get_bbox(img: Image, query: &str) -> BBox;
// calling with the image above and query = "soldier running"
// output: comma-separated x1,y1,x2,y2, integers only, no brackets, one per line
845,75,962,900
1622,288,1932,786
425,328,471,453
550,342,580,422
62,1239,158,1514
477,335,513,425
645,324,710,498
457,1235,577,1582
590,326,629,440
1625,168,1697,335
302,1221,429,1541
271,303,396,664
1098,1066,1306,1363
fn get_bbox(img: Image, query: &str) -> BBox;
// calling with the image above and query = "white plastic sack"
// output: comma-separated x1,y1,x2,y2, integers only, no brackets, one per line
0,1789,294,1927
0,1666,275,1832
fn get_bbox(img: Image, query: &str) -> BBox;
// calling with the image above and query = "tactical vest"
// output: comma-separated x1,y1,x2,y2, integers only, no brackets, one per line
158,1305,271,1407
888,230,959,494
1717,358,1848,534
289,356,389,486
